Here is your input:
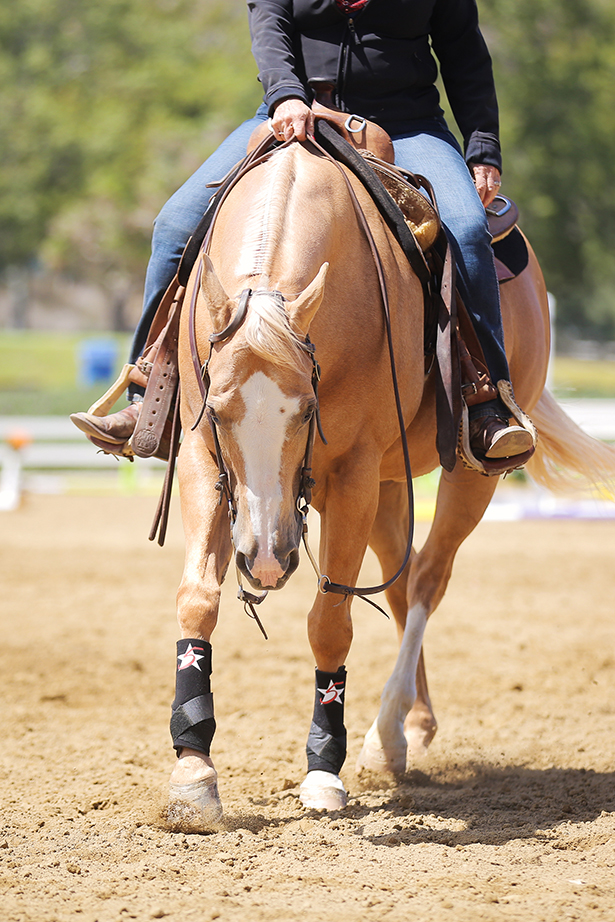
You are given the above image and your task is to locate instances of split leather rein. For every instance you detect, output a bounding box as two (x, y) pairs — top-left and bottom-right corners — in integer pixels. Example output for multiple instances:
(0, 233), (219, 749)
(187, 127), (416, 628)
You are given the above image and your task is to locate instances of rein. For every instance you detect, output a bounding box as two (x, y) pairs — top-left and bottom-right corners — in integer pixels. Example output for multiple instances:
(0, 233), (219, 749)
(188, 128), (416, 623)
(302, 132), (415, 613)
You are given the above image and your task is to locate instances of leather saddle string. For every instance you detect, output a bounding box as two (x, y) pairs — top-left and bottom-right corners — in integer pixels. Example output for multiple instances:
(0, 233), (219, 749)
(149, 378), (183, 547)
(305, 133), (416, 603)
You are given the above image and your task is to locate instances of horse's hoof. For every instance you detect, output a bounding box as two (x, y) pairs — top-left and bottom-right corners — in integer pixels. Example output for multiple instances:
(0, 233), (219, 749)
(167, 775), (223, 831)
(404, 717), (437, 759)
(356, 719), (407, 775)
(299, 771), (347, 811)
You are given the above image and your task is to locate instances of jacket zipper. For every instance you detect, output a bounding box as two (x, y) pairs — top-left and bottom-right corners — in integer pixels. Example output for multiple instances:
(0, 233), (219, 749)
(338, 17), (357, 109)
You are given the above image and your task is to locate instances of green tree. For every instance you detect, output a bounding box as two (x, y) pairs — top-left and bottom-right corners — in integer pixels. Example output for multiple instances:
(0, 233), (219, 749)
(0, 0), (261, 314)
(481, 0), (615, 337)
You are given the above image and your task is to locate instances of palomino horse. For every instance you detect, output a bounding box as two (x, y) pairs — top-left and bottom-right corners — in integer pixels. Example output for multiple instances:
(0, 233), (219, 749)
(168, 136), (614, 827)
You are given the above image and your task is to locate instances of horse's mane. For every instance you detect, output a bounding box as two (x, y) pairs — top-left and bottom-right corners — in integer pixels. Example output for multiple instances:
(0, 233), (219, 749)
(236, 146), (293, 283)
(234, 146), (308, 369)
(243, 292), (306, 370)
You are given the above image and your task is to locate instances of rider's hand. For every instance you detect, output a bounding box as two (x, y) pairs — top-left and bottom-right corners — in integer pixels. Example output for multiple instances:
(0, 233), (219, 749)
(271, 98), (314, 142)
(469, 162), (502, 208)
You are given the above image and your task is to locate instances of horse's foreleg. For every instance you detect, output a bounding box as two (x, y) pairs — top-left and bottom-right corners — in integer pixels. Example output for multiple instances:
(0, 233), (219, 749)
(300, 465), (380, 811)
(167, 433), (233, 829)
(358, 466), (499, 774)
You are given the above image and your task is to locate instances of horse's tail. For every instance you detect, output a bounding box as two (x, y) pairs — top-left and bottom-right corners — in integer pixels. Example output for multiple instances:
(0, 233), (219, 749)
(525, 388), (615, 498)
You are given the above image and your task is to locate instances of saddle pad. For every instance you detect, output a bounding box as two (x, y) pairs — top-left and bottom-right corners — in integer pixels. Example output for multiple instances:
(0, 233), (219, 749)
(492, 227), (529, 282)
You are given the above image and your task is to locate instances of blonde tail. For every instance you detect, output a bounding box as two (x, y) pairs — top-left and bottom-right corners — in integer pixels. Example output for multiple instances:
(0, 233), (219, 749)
(526, 389), (615, 498)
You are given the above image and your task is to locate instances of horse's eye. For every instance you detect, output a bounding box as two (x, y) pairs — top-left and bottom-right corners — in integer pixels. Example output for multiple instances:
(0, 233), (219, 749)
(207, 406), (220, 426)
(302, 407), (315, 425)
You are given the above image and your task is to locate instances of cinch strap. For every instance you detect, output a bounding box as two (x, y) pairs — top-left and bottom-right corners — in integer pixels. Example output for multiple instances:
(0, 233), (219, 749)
(171, 639), (216, 756)
(306, 666), (347, 774)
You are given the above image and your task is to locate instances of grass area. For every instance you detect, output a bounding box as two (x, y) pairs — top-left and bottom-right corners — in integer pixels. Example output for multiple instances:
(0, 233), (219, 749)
(550, 356), (615, 399)
(0, 330), (132, 415)
(0, 330), (613, 415)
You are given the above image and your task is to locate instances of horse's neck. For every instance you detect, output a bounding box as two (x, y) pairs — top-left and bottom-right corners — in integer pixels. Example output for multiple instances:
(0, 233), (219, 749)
(212, 145), (341, 296)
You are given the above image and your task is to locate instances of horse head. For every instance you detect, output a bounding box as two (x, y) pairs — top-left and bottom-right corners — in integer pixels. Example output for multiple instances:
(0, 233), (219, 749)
(199, 255), (328, 591)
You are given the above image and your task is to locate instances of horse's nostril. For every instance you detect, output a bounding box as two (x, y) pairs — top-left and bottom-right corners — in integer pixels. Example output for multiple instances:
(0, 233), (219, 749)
(235, 544), (301, 591)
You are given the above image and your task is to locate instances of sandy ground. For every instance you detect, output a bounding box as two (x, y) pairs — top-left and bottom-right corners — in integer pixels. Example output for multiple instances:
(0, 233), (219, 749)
(0, 492), (614, 922)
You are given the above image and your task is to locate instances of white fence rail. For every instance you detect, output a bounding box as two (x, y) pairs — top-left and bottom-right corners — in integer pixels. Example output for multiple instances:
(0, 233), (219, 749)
(0, 400), (613, 512)
(0, 415), (165, 510)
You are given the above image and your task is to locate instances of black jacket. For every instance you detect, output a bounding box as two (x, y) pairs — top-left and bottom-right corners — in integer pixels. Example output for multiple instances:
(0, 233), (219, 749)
(247, 0), (501, 170)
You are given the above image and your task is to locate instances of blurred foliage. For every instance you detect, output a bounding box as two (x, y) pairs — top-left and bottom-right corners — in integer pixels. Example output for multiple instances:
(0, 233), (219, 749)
(1, 0), (615, 339)
(1, 330), (612, 416)
(0, 0), (260, 287)
(481, 0), (615, 338)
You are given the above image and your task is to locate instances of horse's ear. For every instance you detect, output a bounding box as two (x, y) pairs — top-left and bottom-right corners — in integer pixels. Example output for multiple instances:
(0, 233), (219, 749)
(287, 263), (329, 336)
(201, 254), (234, 332)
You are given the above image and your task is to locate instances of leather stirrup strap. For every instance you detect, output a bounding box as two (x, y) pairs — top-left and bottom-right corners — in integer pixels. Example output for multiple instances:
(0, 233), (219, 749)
(149, 380), (182, 547)
(434, 234), (462, 473)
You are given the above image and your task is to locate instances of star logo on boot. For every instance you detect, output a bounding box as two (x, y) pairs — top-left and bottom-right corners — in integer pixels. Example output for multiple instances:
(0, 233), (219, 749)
(177, 643), (205, 671)
(318, 680), (344, 705)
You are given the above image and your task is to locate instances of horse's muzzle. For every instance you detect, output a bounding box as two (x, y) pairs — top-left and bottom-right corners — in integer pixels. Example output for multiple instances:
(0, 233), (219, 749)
(235, 547), (300, 591)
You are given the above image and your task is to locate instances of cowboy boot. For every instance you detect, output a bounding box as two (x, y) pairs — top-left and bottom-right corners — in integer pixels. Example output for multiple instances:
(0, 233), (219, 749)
(70, 401), (141, 447)
(469, 414), (534, 459)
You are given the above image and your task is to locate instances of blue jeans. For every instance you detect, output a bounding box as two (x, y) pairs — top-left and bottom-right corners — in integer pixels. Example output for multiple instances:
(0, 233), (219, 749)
(130, 105), (510, 399)
(392, 122), (509, 390)
(130, 103), (270, 365)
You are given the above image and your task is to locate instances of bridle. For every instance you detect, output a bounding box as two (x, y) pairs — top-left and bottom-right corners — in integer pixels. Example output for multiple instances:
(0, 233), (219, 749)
(189, 277), (326, 637)
(188, 128), (416, 632)
(193, 286), (325, 517)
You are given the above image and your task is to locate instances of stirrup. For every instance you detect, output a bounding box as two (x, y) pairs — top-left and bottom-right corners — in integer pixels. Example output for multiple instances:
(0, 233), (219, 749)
(458, 380), (537, 476)
(85, 363), (137, 417)
(73, 364), (139, 458)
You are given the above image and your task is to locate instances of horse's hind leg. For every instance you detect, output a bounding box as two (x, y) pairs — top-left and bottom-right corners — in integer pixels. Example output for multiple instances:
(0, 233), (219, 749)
(358, 466), (499, 774)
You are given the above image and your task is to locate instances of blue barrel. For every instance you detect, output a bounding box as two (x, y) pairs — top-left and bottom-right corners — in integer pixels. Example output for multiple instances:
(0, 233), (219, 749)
(78, 338), (118, 386)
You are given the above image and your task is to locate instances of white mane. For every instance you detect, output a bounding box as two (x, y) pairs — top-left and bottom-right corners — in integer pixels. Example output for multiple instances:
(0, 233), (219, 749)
(235, 146), (294, 283)
(243, 292), (305, 369)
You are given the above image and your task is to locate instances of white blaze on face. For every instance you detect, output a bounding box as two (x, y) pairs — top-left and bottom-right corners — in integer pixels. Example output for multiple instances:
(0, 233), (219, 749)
(234, 372), (300, 580)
